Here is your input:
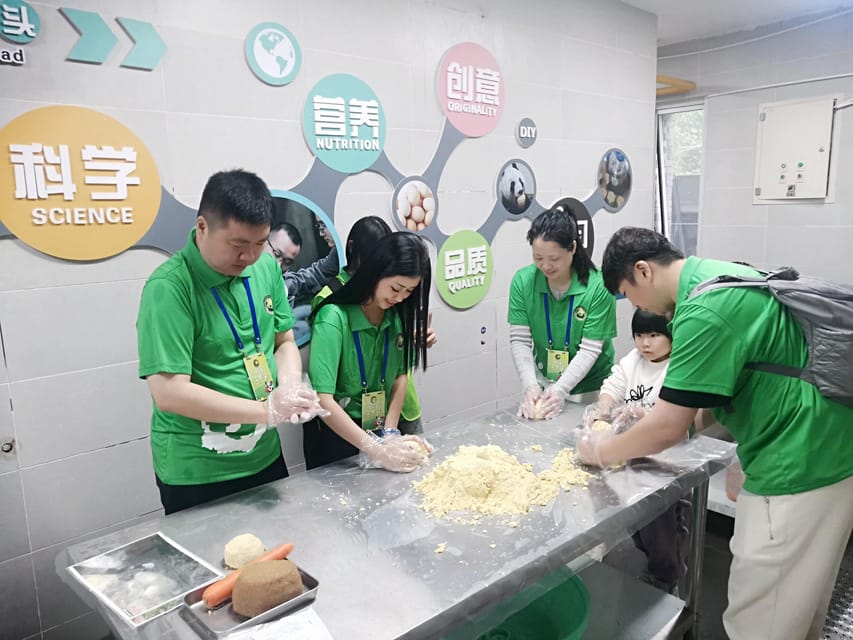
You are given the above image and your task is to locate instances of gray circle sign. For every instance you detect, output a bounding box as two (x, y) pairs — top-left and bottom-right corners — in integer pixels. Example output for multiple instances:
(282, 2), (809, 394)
(516, 118), (537, 148)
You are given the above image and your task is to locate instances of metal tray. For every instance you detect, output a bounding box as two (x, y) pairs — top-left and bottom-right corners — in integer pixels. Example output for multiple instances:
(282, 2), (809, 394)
(179, 566), (319, 638)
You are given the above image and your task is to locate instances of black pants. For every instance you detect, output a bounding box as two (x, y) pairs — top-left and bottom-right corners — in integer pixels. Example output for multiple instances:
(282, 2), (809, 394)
(155, 453), (288, 515)
(303, 417), (362, 470)
(632, 498), (691, 590)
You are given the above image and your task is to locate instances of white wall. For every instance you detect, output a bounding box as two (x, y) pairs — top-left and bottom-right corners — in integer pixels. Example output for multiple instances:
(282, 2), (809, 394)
(0, 1), (656, 638)
(657, 10), (853, 282)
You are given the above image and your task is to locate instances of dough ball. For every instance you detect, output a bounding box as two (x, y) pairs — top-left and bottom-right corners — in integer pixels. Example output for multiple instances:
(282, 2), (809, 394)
(591, 419), (612, 432)
(224, 533), (266, 570)
(405, 439), (431, 457)
(231, 560), (303, 618)
(533, 398), (545, 420)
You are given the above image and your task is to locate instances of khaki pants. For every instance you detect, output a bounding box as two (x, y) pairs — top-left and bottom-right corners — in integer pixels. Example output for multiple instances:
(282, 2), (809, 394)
(724, 474), (853, 640)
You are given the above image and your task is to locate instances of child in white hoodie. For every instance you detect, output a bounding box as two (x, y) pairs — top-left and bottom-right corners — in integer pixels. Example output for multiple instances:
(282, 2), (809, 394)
(597, 309), (688, 594)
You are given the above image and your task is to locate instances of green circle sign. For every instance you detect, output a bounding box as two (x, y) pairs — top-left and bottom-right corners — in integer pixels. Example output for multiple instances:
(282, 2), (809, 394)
(244, 22), (301, 86)
(436, 230), (493, 309)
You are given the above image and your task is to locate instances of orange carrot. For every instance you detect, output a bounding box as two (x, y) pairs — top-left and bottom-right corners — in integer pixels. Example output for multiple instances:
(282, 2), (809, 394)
(202, 542), (295, 609)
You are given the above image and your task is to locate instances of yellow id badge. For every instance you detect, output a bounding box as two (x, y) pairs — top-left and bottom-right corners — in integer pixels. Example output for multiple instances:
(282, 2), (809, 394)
(361, 391), (386, 430)
(546, 349), (570, 381)
(243, 352), (274, 400)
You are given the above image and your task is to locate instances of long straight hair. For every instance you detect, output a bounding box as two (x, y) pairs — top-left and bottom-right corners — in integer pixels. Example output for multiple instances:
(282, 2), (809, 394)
(312, 232), (431, 371)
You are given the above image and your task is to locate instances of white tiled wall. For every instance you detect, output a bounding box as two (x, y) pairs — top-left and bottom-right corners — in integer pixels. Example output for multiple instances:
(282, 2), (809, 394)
(657, 12), (853, 282)
(0, 0), (656, 637)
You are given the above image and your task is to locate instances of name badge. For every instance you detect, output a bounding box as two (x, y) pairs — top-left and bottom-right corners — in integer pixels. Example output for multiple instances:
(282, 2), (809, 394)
(361, 390), (386, 430)
(546, 349), (570, 381)
(243, 352), (274, 400)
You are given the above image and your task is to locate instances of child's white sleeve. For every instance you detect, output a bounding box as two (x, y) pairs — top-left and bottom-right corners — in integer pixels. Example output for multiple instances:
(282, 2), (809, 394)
(509, 324), (539, 389)
(599, 360), (627, 404)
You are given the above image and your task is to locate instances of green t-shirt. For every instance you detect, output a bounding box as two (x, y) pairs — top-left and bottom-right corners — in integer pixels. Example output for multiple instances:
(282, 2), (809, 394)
(137, 229), (295, 485)
(663, 257), (853, 495)
(507, 264), (616, 394)
(309, 303), (408, 423)
(312, 271), (423, 422)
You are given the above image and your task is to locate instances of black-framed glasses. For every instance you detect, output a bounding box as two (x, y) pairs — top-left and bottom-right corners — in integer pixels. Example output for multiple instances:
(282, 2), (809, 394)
(267, 239), (295, 268)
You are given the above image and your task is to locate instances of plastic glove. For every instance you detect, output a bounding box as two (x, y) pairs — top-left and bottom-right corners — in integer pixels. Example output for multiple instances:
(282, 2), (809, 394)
(582, 402), (613, 429)
(267, 374), (328, 425)
(725, 459), (745, 501)
(518, 385), (543, 419)
(611, 401), (650, 434)
(538, 385), (567, 420)
(575, 425), (619, 468)
(359, 432), (430, 473)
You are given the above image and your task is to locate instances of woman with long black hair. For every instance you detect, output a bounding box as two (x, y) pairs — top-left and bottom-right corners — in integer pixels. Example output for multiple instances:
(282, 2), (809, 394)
(305, 232), (432, 471)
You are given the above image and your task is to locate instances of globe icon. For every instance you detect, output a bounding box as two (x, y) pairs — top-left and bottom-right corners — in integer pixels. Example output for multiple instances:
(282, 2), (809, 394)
(252, 28), (295, 79)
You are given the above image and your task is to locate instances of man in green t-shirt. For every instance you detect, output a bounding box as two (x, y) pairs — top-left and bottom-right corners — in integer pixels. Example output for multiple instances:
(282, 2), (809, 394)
(137, 170), (323, 514)
(583, 226), (853, 640)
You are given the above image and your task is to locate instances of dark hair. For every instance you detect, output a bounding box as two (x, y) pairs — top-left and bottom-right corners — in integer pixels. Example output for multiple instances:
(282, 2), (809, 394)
(198, 170), (273, 228)
(527, 204), (597, 284)
(313, 232), (431, 371)
(271, 221), (302, 247)
(345, 216), (391, 274)
(601, 227), (684, 294)
(631, 309), (671, 340)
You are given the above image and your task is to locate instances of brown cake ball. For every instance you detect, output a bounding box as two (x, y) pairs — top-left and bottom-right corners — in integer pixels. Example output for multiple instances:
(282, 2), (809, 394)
(231, 560), (303, 617)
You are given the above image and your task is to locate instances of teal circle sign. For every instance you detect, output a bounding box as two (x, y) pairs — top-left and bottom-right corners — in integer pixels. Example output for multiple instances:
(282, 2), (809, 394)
(244, 22), (301, 86)
(0, 0), (40, 44)
(436, 230), (493, 309)
(302, 74), (386, 174)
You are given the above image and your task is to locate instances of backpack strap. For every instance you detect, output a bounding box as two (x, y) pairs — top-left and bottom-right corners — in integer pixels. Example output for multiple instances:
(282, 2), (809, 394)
(688, 267), (799, 300)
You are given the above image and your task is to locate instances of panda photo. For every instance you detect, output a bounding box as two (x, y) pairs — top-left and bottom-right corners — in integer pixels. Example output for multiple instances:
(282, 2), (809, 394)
(497, 160), (536, 214)
(597, 149), (632, 210)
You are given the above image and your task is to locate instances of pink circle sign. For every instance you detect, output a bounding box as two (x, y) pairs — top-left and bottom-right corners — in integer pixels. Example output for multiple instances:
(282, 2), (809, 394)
(437, 42), (504, 137)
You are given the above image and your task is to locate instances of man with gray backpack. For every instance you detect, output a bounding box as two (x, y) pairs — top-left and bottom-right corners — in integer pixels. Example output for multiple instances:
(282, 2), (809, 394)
(579, 226), (853, 640)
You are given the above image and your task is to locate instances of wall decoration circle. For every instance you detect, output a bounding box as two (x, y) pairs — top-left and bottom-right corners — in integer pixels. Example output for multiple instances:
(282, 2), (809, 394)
(245, 22), (301, 86)
(302, 74), (386, 174)
(437, 42), (504, 138)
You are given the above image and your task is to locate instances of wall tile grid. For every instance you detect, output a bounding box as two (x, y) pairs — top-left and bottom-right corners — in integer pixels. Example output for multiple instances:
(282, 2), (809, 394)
(0, 0), (656, 637)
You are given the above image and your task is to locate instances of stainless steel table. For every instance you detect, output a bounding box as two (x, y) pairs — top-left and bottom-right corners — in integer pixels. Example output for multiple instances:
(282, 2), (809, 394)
(57, 405), (735, 639)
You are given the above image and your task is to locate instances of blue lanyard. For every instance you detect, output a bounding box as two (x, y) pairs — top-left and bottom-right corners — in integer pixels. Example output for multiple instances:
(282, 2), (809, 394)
(353, 328), (390, 391)
(543, 292), (575, 350)
(211, 278), (262, 354)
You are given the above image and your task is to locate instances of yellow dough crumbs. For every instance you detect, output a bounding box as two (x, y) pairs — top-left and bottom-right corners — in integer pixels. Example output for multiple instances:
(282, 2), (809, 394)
(530, 445), (543, 452)
(435, 542), (447, 554)
(414, 445), (592, 522)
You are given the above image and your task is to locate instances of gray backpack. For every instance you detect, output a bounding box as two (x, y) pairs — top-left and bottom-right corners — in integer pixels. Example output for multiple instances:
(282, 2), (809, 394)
(689, 267), (853, 408)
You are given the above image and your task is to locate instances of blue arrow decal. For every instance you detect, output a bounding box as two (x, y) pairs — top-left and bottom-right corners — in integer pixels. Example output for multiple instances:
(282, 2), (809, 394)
(60, 8), (117, 64)
(116, 17), (166, 70)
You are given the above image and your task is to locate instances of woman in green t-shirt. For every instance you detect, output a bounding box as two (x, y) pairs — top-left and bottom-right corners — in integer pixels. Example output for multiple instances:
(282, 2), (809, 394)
(313, 216), (435, 434)
(508, 204), (617, 420)
(306, 232), (432, 471)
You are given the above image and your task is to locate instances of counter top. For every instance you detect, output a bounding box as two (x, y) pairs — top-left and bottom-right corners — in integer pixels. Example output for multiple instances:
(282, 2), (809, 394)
(58, 404), (734, 639)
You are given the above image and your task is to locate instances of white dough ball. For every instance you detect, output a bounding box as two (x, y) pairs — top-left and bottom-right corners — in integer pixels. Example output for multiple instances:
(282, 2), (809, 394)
(416, 222), (426, 231)
(406, 218), (418, 231)
(411, 206), (425, 223)
(224, 533), (266, 569)
(398, 199), (411, 218)
(424, 208), (435, 226)
(422, 197), (435, 212)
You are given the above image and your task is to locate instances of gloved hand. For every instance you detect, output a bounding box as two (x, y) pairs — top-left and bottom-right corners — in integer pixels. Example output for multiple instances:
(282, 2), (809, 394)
(575, 424), (618, 468)
(538, 384), (567, 420)
(582, 401), (613, 429)
(518, 385), (543, 419)
(611, 402), (649, 434)
(267, 374), (328, 425)
(360, 432), (429, 473)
